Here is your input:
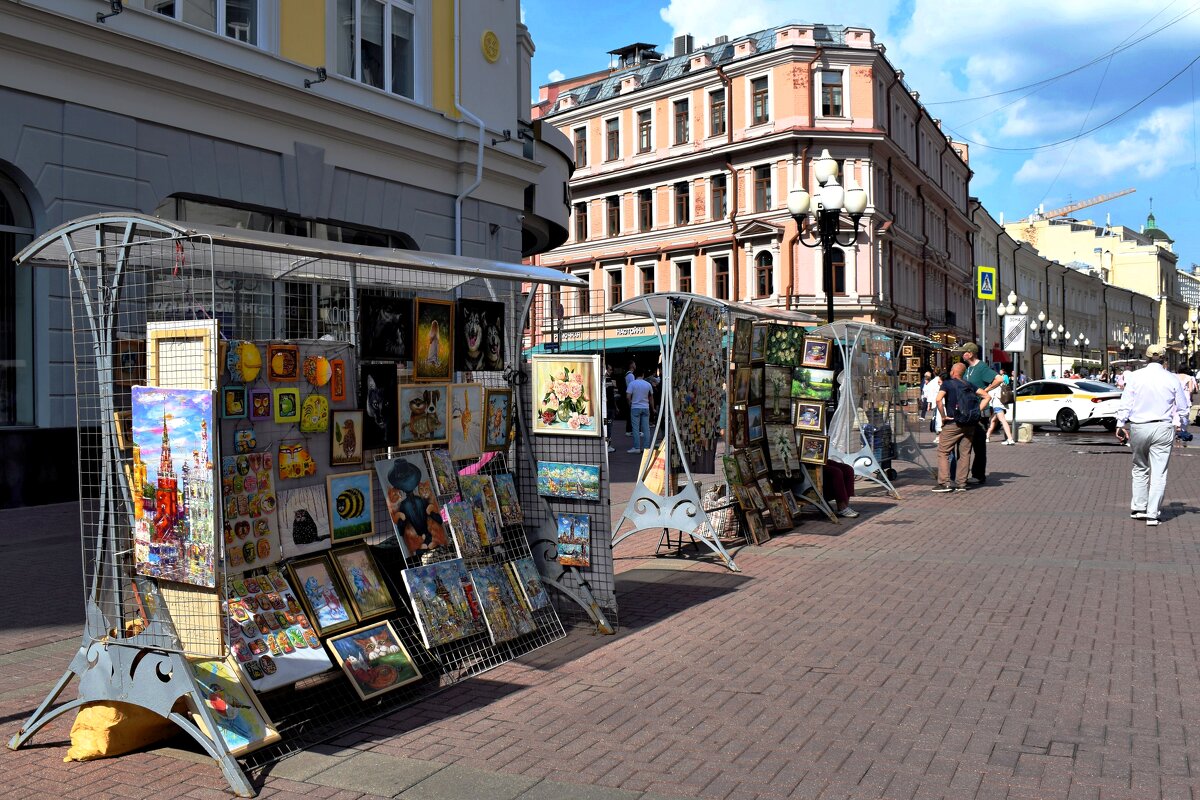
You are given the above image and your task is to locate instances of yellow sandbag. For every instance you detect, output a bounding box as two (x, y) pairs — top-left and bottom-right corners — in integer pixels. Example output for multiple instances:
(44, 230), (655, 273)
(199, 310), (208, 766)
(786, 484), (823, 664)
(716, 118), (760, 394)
(65, 701), (177, 762)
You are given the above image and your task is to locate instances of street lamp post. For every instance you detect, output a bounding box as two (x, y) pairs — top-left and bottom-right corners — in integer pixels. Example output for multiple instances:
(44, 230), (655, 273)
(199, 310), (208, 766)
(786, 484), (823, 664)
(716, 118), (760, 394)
(1029, 310), (1053, 379)
(1178, 318), (1198, 370)
(788, 149), (870, 324)
(996, 290), (1028, 427)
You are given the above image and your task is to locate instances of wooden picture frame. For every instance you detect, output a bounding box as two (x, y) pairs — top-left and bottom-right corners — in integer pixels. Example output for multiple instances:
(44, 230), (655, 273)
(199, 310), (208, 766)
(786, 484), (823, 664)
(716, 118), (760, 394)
(413, 298), (455, 382)
(189, 657), (281, 756)
(748, 447), (769, 476)
(329, 544), (397, 620)
(800, 336), (832, 369)
(732, 318), (753, 363)
(267, 344), (300, 381)
(114, 338), (146, 388)
(530, 354), (602, 437)
(730, 409), (748, 449)
(901, 344), (914, 357)
(330, 410), (364, 466)
(793, 401), (825, 432)
(483, 388), (514, 452)
(146, 319), (218, 390)
(398, 383), (449, 448)
(326, 470), (376, 544)
(799, 433), (830, 465)
(749, 324), (768, 362)
(733, 367), (751, 406)
(746, 405), (764, 442)
(326, 620), (423, 701)
(287, 553), (357, 636)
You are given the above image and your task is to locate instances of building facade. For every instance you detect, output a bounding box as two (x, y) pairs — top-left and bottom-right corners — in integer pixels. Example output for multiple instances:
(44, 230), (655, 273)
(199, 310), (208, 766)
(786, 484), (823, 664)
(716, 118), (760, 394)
(527, 24), (975, 354)
(0, 0), (572, 506)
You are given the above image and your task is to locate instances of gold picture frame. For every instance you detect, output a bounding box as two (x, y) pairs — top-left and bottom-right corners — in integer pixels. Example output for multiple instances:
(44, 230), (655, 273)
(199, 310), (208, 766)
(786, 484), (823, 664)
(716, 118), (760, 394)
(146, 319), (218, 390)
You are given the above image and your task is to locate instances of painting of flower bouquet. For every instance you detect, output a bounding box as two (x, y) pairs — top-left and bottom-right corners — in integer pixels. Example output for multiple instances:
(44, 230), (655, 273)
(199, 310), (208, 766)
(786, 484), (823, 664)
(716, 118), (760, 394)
(531, 354), (601, 437)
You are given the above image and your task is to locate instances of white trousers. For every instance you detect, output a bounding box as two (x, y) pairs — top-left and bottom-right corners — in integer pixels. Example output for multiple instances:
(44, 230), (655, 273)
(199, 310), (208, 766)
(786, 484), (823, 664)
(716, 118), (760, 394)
(1129, 421), (1175, 518)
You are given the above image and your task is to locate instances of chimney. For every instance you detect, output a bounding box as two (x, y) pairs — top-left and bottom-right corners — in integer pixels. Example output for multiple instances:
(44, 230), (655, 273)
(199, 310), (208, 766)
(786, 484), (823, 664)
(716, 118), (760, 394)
(715, 35), (728, 45)
(673, 34), (694, 57)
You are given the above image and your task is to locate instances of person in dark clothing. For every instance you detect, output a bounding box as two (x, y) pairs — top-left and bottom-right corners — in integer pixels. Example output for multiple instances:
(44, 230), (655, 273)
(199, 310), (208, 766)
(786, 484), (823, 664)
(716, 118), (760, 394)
(960, 342), (1002, 485)
(933, 362), (988, 492)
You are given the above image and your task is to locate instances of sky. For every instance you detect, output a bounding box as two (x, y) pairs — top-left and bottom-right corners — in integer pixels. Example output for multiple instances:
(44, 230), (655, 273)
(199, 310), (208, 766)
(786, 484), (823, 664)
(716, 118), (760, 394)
(523, 0), (1200, 275)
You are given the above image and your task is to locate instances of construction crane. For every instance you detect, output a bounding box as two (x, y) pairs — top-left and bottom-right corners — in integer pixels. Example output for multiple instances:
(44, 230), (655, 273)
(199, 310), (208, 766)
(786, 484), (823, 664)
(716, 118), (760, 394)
(1028, 188), (1136, 222)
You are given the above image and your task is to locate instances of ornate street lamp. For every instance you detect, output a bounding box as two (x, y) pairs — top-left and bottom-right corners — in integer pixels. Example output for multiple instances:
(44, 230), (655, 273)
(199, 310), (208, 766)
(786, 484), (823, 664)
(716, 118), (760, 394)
(788, 149), (870, 324)
(1029, 310), (1053, 379)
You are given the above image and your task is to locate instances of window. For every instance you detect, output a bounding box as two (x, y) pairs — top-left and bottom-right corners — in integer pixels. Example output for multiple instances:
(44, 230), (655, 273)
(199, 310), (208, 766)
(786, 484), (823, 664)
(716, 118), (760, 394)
(573, 202), (587, 241)
(606, 196), (620, 237)
(673, 99), (689, 145)
(713, 256), (730, 300)
(820, 70), (844, 116)
(674, 182), (690, 225)
(641, 267), (655, 295)
(609, 270), (623, 305)
(336, 0), (417, 98)
(573, 126), (587, 168)
(751, 76), (769, 125)
(677, 260), (692, 293)
(753, 166), (771, 212)
(637, 109), (652, 153)
(605, 118), (620, 161)
(0, 172), (33, 426)
(830, 248), (846, 294)
(152, 0), (261, 45)
(710, 174), (727, 220)
(638, 189), (653, 232)
(709, 88), (726, 136)
(577, 284), (591, 314)
(755, 251), (773, 298)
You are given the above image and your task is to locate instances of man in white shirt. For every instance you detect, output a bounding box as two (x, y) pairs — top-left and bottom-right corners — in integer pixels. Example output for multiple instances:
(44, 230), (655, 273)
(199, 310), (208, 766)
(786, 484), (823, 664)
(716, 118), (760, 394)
(1114, 344), (1192, 526)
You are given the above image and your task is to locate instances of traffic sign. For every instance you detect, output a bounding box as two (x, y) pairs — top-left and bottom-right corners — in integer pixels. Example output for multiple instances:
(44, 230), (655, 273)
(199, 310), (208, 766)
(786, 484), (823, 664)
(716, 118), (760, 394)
(1002, 314), (1028, 352)
(976, 266), (997, 301)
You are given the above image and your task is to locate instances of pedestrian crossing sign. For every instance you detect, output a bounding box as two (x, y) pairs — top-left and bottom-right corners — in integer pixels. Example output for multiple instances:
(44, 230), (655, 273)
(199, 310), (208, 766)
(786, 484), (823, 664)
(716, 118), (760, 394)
(976, 266), (997, 301)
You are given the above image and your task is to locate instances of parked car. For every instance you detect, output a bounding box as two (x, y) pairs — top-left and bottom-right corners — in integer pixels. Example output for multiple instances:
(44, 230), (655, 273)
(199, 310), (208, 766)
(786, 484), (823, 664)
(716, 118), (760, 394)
(1012, 379), (1123, 432)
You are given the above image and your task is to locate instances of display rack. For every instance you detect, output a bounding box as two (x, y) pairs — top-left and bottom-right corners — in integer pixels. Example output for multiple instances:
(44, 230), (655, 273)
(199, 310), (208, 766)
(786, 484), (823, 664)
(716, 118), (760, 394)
(8, 214), (590, 796)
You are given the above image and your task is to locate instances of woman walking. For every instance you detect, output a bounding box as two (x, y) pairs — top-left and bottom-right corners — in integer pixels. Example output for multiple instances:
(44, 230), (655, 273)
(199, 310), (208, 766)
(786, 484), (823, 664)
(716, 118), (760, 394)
(987, 370), (1015, 445)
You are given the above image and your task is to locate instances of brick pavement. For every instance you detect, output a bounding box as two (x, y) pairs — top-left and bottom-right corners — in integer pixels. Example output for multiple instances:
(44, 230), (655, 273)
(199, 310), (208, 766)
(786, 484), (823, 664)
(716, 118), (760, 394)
(3, 439), (1200, 799)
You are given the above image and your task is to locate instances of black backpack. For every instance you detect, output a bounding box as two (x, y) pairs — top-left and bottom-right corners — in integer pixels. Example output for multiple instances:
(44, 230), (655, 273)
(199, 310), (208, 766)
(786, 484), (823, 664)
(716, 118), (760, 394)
(951, 381), (981, 426)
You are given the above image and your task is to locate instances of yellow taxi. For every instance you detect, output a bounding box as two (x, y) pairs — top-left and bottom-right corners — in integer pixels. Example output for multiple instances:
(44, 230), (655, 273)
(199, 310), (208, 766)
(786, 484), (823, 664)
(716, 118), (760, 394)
(1012, 379), (1122, 432)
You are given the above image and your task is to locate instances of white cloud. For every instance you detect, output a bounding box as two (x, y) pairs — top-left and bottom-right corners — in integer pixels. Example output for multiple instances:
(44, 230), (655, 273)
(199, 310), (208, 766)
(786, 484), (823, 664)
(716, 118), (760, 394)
(548, 69), (565, 82)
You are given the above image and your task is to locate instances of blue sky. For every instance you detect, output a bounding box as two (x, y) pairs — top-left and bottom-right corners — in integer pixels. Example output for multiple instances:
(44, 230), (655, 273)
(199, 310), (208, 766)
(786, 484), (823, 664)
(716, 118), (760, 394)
(523, 0), (1200, 274)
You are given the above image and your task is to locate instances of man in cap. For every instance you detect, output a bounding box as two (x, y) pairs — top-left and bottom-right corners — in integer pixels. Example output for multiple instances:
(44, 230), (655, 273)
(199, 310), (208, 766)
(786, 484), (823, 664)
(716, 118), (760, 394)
(960, 343), (1002, 485)
(1114, 343), (1192, 526)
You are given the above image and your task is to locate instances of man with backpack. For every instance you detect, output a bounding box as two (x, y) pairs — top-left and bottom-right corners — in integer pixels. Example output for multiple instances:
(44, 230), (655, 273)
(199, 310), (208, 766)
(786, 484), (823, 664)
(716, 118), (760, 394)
(933, 362), (989, 493)
(961, 342), (1003, 485)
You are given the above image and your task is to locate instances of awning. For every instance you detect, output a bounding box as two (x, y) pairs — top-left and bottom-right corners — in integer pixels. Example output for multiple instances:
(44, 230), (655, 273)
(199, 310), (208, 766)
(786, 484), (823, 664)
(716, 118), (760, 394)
(525, 335), (661, 354)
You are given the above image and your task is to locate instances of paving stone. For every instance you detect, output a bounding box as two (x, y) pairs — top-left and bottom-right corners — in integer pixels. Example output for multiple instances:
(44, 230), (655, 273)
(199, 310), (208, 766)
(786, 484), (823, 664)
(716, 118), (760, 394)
(307, 751), (443, 796)
(398, 764), (538, 800)
(517, 779), (646, 800)
(268, 749), (354, 782)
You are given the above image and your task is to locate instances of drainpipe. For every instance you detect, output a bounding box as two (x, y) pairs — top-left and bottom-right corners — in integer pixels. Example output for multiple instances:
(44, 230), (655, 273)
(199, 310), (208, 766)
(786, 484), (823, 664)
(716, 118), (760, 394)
(887, 157), (897, 326)
(885, 70), (903, 139)
(806, 46), (825, 129)
(1102, 284), (1110, 374)
(784, 141), (808, 309)
(716, 64), (739, 300)
(967, 229), (976, 341)
(453, 0), (485, 256)
(917, 185), (928, 332)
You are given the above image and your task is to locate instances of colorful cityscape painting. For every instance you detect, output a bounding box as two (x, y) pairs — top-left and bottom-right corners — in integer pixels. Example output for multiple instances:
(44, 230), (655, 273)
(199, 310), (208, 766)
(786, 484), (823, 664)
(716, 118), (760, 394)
(510, 557), (550, 611)
(131, 387), (216, 587)
(401, 559), (486, 648)
(536, 461), (600, 501)
(555, 512), (591, 567)
(470, 565), (536, 643)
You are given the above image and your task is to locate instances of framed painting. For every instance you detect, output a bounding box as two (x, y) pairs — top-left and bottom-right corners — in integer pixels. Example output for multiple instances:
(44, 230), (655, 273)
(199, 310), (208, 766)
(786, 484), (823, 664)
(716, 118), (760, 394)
(114, 338), (146, 388)
(794, 401), (825, 432)
(766, 494), (793, 532)
(765, 324), (805, 367)
(287, 554), (357, 636)
(490, 473), (523, 526)
(483, 388), (513, 452)
(763, 365), (793, 424)
(734, 449), (756, 484)
(458, 474), (503, 544)
(249, 389), (272, 421)
(732, 318), (752, 363)
(327, 620), (422, 701)
(721, 454), (744, 486)
(359, 292), (413, 361)
(277, 483), (331, 559)
(471, 564), (536, 644)
(749, 324), (768, 362)
(267, 344), (300, 382)
(554, 512), (591, 567)
(113, 410), (131, 453)
(729, 409), (748, 449)
(397, 383), (448, 447)
(455, 298), (507, 372)
(401, 559), (487, 648)
(426, 448), (458, 496)
(531, 354), (601, 437)
(273, 388), (300, 424)
(536, 461), (601, 501)
(782, 489), (801, 518)
(765, 424), (799, 475)
(330, 410), (364, 466)
(510, 557), (550, 611)
(732, 367), (751, 406)
(374, 454), (450, 558)
(746, 405), (764, 442)
(189, 657), (281, 756)
(146, 320), (218, 390)
(360, 363), (399, 450)
(448, 383), (484, 461)
(801, 336), (832, 369)
(745, 510), (771, 545)
(330, 358), (347, 402)
(799, 433), (830, 465)
(748, 447), (769, 477)
(793, 367), (835, 401)
(748, 367), (764, 405)
(413, 298), (454, 381)
(442, 499), (484, 558)
(326, 470), (375, 543)
(745, 483), (767, 512)
(330, 544), (396, 620)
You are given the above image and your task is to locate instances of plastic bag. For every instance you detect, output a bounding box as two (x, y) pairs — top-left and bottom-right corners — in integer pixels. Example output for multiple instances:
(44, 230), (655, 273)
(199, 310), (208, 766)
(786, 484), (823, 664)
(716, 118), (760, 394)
(65, 702), (177, 762)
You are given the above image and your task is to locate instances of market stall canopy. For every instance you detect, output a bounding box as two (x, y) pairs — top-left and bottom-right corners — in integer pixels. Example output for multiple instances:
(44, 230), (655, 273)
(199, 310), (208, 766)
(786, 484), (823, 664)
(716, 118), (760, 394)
(612, 292), (821, 323)
(807, 320), (943, 348)
(14, 213), (586, 292)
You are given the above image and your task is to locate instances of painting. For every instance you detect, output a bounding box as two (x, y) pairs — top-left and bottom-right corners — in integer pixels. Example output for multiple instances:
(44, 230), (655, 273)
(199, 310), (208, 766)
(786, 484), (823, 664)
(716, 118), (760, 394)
(536, 461), (601, 501)
(414, 298), (454, 381)
(799, 433), (830, 465)
(327, 621), (422, 701)
(732, 367), (751, 405)
(220, 452), (282, 571)
(189, 658), (280, 756)
(458, 474), (503, 544)
(491, 473), (523, 526)
(765, 324), (806, 367)
(734, 450), (755, 485)
(114, 338), (146, 388)
(749, 324), (768, 361)
(765, 424), (799, 476)
(729, 409), (748, 449)
(745, 511), (770, 545)
(745, 483), (767, 512)
(766, 494), (794, 531)
(455, 298), (506, 372)
(359, 292), (413, 361)
(756, 477), (775, 500)
(131, 387), (216, 587)
(426, 448), (458, 496)
(531, 354), (601, 437)
(326, 470), (375, 543)
(763, 365), (794, 424)
(360, 363), (398, 450)
(330, 544), (396, 619)
(794, 401), (825, 432)
(746, 405), (764, 442)
(782, 489), (801, 519)
(748, 366), (764, 405)
(222, 386), (247, 419)
(277, 484), (331, 559)
(748, 447), (769, 476)
(299, 393), (329, 433)
(249, 389), (272, 421)
(303, 355), (332, 388)
(793, 367), (835, 401)
(375, 455), (450, 558)
(555, 512), (591, 567)
(225, 340), (261, 384)
(471, 565), (536, 644)
(671, 304), (724, 460)
(330, 358), (347, 402)
(639, 443), (668, 496)
(448, 383), (484, 461)
(330, 410), (364, 466)
(273, 388), (300, 424)
(277, 440), (316, 481)
(801, 336), (832, 369)
(732, 318), (752, 363)
(510, 557), (550, 611)
(442, 499), (484, 558)
(267, 344), (300, 382)
(398, 383), (448, 448)
(483, 388), (513, 452)
(287, 554), (356, 636)
(722, 454), (744, 486)
(401, 559), (487, 648)
(901, 344), (914, 357)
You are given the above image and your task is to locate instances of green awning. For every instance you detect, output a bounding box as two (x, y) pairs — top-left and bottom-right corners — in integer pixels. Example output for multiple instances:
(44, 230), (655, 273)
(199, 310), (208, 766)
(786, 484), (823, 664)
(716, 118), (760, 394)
(525, 335), (662, 354)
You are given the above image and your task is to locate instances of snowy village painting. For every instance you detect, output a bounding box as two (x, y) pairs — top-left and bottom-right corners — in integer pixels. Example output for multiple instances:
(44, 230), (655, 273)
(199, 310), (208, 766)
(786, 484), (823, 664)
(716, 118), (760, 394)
(131, 387), (216, 587)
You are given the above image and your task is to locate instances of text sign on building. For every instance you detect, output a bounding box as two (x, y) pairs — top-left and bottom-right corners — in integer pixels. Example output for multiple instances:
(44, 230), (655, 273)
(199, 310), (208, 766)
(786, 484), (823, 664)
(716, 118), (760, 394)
(1002, 314), (1028, 353)
(976, 265), (997, 301)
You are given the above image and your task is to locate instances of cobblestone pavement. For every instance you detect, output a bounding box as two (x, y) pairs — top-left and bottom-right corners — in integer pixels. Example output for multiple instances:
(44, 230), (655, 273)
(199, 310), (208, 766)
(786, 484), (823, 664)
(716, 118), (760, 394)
(4, 438), (1200, 799)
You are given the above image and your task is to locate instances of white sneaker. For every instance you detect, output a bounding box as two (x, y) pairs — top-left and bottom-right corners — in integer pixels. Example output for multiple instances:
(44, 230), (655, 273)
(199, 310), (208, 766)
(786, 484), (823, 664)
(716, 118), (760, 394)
(607, 446), (615, 453)
(1003, 440), (1015, 445)
(626, 448), (639, 453)
(839, 507), (860, 518)
(1146, 518), (1161, 527)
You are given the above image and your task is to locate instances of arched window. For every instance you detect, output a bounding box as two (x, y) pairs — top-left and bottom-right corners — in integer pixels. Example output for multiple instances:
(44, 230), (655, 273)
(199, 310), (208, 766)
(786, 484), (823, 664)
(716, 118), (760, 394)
(830, 247), (846, 295)
(754, 251), (773, 298)
(0, 171), (34, 426)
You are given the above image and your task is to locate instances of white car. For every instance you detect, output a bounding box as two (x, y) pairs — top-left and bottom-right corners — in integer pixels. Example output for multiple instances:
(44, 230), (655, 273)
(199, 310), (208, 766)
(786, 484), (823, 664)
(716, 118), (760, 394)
(1012, 379), (1123, 432)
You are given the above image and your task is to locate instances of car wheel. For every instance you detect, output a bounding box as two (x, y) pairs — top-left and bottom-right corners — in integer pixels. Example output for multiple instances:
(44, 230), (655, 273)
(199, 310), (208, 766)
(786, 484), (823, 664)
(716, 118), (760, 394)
(1057, 408), (1080, 433)
(1103, 419), (1117, 432)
